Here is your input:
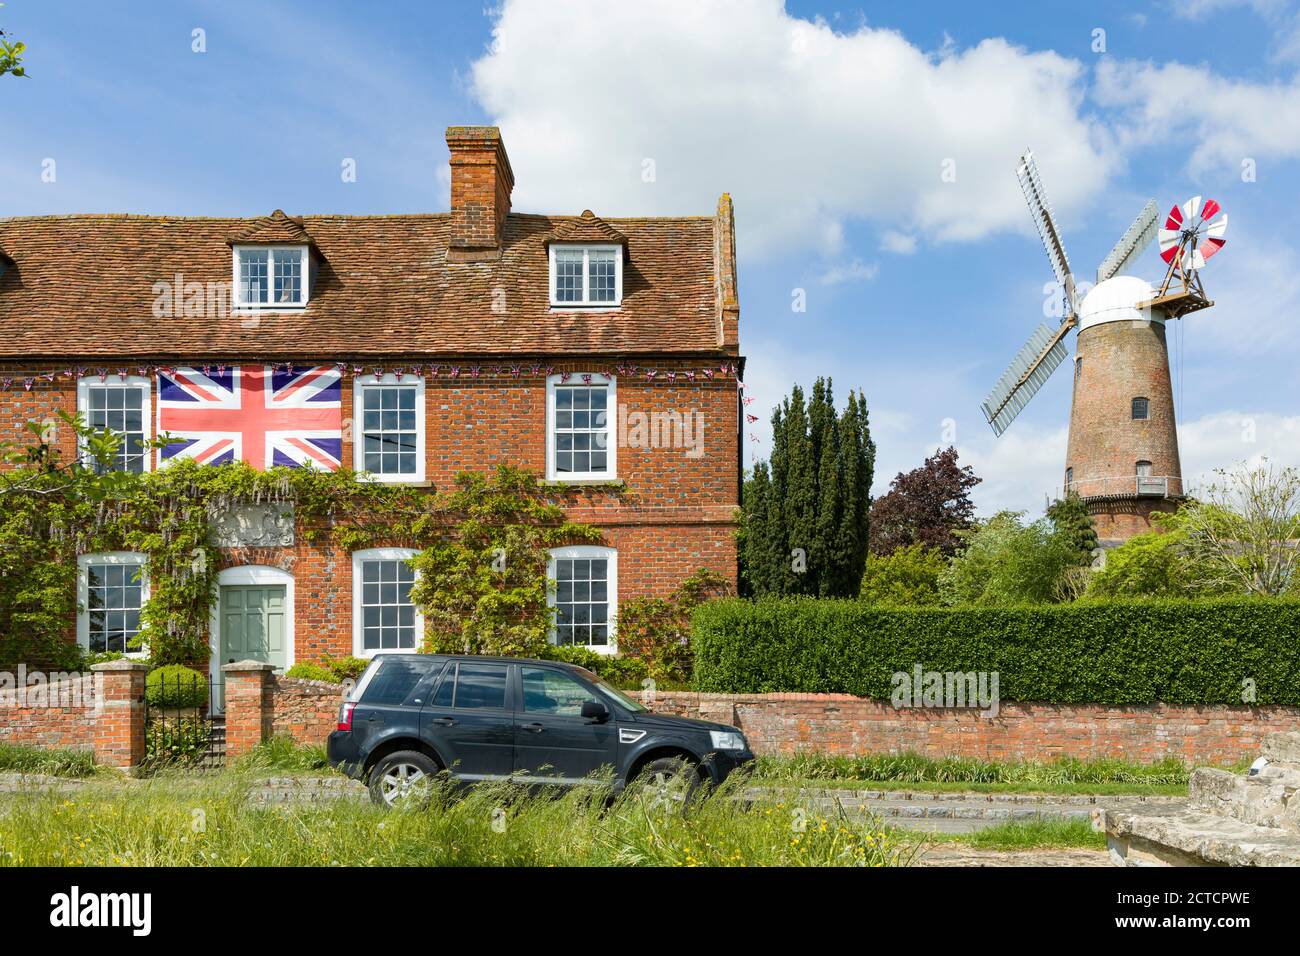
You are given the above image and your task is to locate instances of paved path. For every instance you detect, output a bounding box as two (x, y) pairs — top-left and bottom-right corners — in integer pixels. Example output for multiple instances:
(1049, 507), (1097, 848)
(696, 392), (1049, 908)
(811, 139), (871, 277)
(910, 845), (1111, 867)
(747, 786), (1182, 834)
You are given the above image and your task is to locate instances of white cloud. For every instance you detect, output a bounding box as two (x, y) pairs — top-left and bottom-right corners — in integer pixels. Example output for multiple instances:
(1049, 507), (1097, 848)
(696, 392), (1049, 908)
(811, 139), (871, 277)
(1178, 411), (1300, 495)
(471, 0), (1116, 257)
(880, 230), (919, 254)
(1094, 59), (1300, 176)
(816, 258), (879, 285)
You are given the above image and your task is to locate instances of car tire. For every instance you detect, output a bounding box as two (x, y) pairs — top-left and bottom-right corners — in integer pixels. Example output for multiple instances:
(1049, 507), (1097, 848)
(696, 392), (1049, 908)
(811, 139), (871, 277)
(634, 756), (703, 809)
(369, 750), (439, 809)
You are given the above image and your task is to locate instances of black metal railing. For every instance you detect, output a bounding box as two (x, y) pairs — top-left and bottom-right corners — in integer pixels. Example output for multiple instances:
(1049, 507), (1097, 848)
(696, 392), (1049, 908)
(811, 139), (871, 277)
(143, 671), (225, 770)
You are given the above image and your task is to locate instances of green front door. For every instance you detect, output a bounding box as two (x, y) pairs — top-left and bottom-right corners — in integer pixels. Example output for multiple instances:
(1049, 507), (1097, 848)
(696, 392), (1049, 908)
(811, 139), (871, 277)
(218, 585), (288, 709)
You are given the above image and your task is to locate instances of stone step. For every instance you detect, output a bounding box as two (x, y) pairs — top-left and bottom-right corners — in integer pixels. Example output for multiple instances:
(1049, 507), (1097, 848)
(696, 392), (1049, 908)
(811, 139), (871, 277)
(1101, 803), (1300, 867)
(1189, 766), (1300, 832)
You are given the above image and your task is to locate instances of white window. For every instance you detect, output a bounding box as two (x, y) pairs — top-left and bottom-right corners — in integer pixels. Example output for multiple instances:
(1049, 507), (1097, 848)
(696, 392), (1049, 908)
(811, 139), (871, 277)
(232, 245), (309, 308)
(352, 548), (422, 656)
(545, 373), (616, 481)
(548, 546), (617, 654)
(548, 244), (622, 307)
(77, 552), (148, 656)
(1136, 460), (1153, 477)
(352, 374), (425, 482)
(77, 375), (152, 473)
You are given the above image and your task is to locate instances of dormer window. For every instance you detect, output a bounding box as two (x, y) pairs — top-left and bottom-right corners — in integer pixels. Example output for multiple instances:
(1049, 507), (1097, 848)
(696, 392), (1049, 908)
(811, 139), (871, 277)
(549, 245), (622, 307)
(233, 245), (309, 308)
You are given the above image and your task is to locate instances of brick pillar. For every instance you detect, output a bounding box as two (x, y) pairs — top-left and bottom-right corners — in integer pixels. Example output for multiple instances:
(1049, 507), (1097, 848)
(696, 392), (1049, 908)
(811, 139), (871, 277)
(223, 661), (275, 757)
(90, 659), (150, 769)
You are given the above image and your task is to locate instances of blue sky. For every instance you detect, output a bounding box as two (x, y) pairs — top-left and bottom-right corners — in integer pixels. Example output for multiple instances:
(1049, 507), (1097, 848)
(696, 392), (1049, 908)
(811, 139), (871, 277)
(3, 0), (1297, 514)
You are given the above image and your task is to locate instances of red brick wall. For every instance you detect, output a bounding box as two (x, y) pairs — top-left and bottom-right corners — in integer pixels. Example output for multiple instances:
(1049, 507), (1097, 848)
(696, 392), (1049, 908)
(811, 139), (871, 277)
(271, 675), (345, 745)
(637, 691), (1299, 766)
(0, 677), (96, 750)
(1067, 320), (1183, 544)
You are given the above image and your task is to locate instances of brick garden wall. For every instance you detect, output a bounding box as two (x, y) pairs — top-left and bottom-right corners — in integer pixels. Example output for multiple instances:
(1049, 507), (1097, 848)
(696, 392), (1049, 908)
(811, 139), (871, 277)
(0, 676), (96, 751)
(271, 675), (345, 746)
(634, 692), (1300, 766)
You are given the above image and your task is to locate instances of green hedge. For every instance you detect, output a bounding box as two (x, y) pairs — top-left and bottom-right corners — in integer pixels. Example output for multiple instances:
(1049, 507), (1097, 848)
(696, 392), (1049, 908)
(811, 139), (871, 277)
(691, 597), (1300, 705)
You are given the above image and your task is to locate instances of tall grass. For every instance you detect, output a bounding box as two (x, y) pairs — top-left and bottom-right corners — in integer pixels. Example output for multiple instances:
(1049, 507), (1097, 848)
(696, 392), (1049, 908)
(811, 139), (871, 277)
(0, 774), (913, 867)
(231, 736), (331, 774)
(0, 744), (99, 778)
(755, 752), (1191, 787)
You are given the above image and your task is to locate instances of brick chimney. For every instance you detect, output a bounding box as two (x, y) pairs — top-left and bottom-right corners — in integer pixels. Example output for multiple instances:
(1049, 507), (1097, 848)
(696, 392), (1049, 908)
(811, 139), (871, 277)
(446, 126), (514, 260)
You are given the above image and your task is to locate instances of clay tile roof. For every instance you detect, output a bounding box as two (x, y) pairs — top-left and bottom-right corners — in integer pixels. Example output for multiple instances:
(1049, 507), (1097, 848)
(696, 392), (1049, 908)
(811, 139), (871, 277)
(0, 212), (732, 358)
(543, 210), (627, 248)
(228, 209), (315, 247)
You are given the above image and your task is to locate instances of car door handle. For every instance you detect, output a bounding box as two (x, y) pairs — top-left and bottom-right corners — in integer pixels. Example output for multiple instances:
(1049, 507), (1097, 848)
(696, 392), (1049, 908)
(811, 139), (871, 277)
(520, 722), (544, 733)
(429, 717), (457, 727)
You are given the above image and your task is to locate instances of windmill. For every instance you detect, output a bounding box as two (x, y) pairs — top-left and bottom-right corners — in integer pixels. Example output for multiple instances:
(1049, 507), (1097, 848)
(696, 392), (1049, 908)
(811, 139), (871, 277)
(980, 150), (1227, 544)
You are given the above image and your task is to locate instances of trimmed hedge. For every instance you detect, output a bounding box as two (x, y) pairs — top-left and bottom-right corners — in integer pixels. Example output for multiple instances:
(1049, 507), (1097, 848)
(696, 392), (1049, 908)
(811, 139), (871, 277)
(691, 597), (1300, 705)
(145, 665), (208, 709)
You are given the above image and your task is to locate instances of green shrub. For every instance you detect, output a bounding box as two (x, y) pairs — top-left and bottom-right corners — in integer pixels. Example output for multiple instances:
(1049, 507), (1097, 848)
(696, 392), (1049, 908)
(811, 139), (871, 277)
(143, 716), (210, 768)
(542, 645), (651, 688)
(860, 544), (945, 606)
(285, 662), (338, 683)
(285, 654), (369, 684)
(145, 664), (208, 709)
(691, 596), (1300, 704)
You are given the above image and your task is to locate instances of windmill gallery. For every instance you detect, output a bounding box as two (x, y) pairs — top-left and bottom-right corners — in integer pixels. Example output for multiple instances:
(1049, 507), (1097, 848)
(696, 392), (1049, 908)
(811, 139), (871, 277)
(981, 150), (1227, 545)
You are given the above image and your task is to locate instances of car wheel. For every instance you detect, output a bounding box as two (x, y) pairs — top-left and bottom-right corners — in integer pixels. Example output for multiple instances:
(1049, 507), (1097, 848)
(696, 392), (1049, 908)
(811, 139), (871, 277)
(369, 750), (438, 808)
(636, 757), (702, 810)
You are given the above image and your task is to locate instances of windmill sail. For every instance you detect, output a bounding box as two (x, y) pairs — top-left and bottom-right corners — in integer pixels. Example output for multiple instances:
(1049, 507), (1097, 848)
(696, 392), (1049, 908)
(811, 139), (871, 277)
(1097, 199), (1158, 283)
(1016, 150), (1078, 315)
(981, 321), (1071, 436)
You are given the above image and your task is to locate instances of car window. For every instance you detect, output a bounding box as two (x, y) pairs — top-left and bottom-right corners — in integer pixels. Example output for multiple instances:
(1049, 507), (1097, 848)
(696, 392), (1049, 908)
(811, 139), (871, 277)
(431, 663), (456, 707)
(360, 657), (434, 706)
(452, 662), (509, 710)
(521, 667), (594, 717)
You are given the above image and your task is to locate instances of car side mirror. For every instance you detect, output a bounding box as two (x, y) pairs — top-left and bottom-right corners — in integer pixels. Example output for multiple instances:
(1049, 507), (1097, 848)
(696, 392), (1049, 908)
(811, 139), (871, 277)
(581, 700), (609, 723)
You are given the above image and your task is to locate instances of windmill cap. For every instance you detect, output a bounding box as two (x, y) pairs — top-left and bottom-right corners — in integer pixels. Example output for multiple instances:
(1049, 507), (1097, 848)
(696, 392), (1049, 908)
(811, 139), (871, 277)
(1078, 275), (1160, 332)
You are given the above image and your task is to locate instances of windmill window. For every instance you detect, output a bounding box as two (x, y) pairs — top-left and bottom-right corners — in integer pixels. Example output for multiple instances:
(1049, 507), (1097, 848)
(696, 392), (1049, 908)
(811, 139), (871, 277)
(1136, 461), (1153, 477)
(1131, 397), (1149, 420)
(1065, 467), (1073, 489)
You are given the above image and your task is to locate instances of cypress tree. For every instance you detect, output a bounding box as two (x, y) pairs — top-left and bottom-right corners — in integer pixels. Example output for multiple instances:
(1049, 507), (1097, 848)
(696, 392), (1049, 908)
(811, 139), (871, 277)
(741, 379), (874, 597)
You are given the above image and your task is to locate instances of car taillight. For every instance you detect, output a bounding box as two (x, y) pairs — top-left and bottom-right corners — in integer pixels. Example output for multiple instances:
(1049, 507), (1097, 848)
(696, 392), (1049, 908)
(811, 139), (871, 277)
(337, 702), (356, 732)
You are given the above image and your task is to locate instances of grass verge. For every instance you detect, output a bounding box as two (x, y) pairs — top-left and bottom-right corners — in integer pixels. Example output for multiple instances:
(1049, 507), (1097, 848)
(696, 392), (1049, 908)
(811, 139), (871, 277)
(754, 752), (1193, 793)
(0, 773), (915, 867)
(918, 817), (1107, 851)
(0, 744), (100, 779)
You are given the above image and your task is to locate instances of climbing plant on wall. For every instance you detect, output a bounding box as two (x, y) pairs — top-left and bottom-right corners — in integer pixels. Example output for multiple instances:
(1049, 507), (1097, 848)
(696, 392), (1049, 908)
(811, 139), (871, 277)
(0, 413), (608, 668)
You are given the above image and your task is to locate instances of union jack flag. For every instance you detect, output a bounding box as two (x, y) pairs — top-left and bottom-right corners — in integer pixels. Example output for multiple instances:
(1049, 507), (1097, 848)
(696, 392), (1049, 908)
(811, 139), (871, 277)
(158, 365), (342, 470)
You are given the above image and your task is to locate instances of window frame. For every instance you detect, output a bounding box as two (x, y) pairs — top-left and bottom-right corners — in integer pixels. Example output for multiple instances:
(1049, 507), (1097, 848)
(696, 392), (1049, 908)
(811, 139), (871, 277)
(1135, 460), (1154, 477)
(76, 374), (153, 474)
(547, 544), (617, 656)
(545, 373), (617, 482)
(1131, 396), (1150, 421)
(77, 551), (149, 657)
(351, 547), (423, 658)
(231, 244), (310, 310)
(548, 244), (623, 308)
(351, 373), (426, 483)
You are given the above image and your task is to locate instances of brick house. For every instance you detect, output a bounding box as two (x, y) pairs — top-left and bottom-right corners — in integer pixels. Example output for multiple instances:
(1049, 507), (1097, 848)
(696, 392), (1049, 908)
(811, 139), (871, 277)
(0, 126), (744, 691)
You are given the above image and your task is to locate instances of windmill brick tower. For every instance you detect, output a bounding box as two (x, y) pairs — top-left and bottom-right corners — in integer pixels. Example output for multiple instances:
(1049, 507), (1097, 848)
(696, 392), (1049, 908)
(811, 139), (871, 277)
(981, 152), (1225, 546)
